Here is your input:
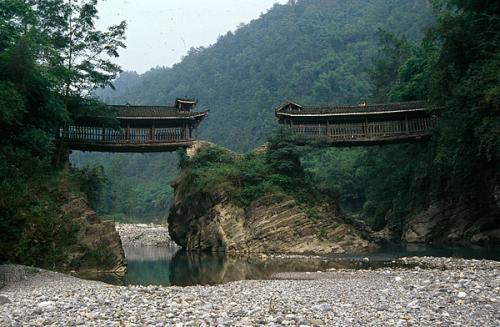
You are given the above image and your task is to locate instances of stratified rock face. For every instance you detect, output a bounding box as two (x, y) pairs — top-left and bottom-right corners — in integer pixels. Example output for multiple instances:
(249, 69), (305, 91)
(403, 202), (500, 245)
(62, 197), (126, 273)
(169, 192), (374, 254)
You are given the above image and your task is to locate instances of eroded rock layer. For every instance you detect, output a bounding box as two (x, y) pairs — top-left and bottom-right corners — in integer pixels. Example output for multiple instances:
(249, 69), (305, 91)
(169, 192), (374, 254)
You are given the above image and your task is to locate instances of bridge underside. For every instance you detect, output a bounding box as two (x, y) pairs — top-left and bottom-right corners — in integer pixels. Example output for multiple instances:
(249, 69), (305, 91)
(64, 140), (194, 153)
(291, 132), (432, 147)
(276, 100), (440, 147)
(57, 124), (198, 153)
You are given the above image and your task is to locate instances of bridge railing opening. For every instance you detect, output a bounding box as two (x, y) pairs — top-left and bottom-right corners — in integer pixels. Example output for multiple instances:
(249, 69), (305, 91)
(288, 116), (435, 140)
(58, 126), (190, 144)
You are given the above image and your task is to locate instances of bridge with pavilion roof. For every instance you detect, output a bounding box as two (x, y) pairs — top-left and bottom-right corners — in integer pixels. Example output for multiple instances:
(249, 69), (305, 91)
(56, 98), (440, 159)
(275, 101), (441, 146)
(56, 98), (208, 153)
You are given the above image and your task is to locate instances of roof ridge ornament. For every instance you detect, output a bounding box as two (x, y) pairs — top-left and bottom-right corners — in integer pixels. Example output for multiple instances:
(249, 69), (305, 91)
(175, 98), (197, 111)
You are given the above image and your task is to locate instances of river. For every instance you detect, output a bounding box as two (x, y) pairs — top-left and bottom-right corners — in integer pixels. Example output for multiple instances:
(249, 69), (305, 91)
(80, 244), (500, 287)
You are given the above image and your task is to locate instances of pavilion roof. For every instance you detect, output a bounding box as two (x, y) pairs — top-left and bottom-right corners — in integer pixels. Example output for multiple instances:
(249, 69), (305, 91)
(276, 101), (436, 116)
(112, 105), (207, 120)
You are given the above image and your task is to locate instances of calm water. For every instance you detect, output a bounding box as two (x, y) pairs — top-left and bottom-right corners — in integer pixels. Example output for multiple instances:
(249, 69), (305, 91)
(80, 244), (500, 287)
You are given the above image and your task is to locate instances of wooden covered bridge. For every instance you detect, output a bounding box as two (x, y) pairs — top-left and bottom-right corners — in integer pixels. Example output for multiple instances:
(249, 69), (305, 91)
(275, 101), (440, 146)
(57, 99), (208, 152)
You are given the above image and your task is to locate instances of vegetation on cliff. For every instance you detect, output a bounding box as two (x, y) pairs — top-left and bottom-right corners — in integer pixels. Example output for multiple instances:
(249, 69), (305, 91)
(176, 132), (333, 209)
(0, 0), (126, 267)
(169, 138), (373, 253)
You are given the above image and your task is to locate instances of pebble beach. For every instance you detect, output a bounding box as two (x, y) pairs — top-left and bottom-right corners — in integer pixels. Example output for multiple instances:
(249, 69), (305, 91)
(115, 223), (177, 248)
(0, 257), (498, 326)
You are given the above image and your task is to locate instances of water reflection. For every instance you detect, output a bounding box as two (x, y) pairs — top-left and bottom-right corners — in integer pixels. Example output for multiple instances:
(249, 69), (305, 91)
(122, 247), (362, 287)
(80, 244), (500, 287)
(169, 252), (284, 286)
(123, 246), (178, 287)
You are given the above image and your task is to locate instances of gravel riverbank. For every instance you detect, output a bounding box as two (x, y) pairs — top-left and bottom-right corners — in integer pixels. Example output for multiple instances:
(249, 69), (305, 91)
(116, 223), (178, 248)
(0, 257), (498, 326)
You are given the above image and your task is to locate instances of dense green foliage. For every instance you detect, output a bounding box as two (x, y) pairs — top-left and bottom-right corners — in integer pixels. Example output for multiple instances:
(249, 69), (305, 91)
(71, 152), (178, 221)
(367, 0), (500, 228)
(0, 0), (125, 266)
(3, 0), (496, 251)
(306, 0), (500, 231)
(177, 131), (332, 209)
(81, 0), (434, 221)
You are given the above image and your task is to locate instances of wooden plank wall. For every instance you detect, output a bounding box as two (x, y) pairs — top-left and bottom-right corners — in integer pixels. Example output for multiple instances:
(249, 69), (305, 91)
(58, 126), (190, 144)
(288, 116), (435, 140)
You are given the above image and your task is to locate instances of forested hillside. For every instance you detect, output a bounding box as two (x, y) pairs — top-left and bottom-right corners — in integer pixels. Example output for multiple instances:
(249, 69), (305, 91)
(83, 0), (434, 219)
(97, 0), (433, 151)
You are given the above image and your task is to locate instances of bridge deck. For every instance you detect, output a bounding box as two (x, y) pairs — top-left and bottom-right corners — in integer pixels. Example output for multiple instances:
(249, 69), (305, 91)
(58, 126), (196, 152)
(56, 99), (208, 153)
(292, 132), (432, 147)
(62, 140), (194, 153)
(276, 101), (440, 146)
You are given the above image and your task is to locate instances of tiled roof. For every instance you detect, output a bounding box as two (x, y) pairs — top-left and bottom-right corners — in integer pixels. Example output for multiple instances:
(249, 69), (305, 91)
(276, 101), (434, 116)
(111, 105), (207, 119)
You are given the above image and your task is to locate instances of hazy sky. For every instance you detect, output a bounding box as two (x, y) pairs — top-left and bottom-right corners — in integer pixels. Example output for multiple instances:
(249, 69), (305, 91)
(96, 0), (289, 73)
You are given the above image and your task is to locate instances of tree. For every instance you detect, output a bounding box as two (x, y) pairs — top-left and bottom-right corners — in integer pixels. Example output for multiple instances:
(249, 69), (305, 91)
(32, 0), (126, 109)
(368, 29), (413, 102)
(0, 0), (127, 266)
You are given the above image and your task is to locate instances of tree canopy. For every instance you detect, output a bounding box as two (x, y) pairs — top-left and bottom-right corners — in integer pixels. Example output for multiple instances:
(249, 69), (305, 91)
(0, 0), (126, 266)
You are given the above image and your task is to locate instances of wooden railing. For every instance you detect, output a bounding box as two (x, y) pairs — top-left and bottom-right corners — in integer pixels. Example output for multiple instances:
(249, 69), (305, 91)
(57, 126), (190, 144)
(287, 116), (435, 141)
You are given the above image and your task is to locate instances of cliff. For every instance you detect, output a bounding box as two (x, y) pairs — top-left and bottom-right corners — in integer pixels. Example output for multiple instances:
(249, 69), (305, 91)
(168, 141), (374, 254)
(402, 201), (500, 246)
(169, 193), (373, 254)
(61, 196), (126, 273)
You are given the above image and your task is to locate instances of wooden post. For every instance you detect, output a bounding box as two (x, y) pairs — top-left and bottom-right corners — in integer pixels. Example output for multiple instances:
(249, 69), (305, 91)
(151, 123), (155, 142)
(404, 115), (409, 133)
(126, 123), (130, 142)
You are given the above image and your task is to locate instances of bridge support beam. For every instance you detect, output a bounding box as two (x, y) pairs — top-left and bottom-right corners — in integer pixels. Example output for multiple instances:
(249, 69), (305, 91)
(53, 140), (70, 169)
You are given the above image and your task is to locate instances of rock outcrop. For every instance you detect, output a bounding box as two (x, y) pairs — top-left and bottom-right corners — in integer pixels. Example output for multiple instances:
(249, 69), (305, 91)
(402, 202), (500, 245)
(169, 141), (375, 254)
(62, 197), (126, 273)
(169, 192), (374, 254)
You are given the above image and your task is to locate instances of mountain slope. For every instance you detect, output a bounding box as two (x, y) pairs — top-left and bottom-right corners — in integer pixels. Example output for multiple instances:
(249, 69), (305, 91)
(98, 0), (433, 151)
